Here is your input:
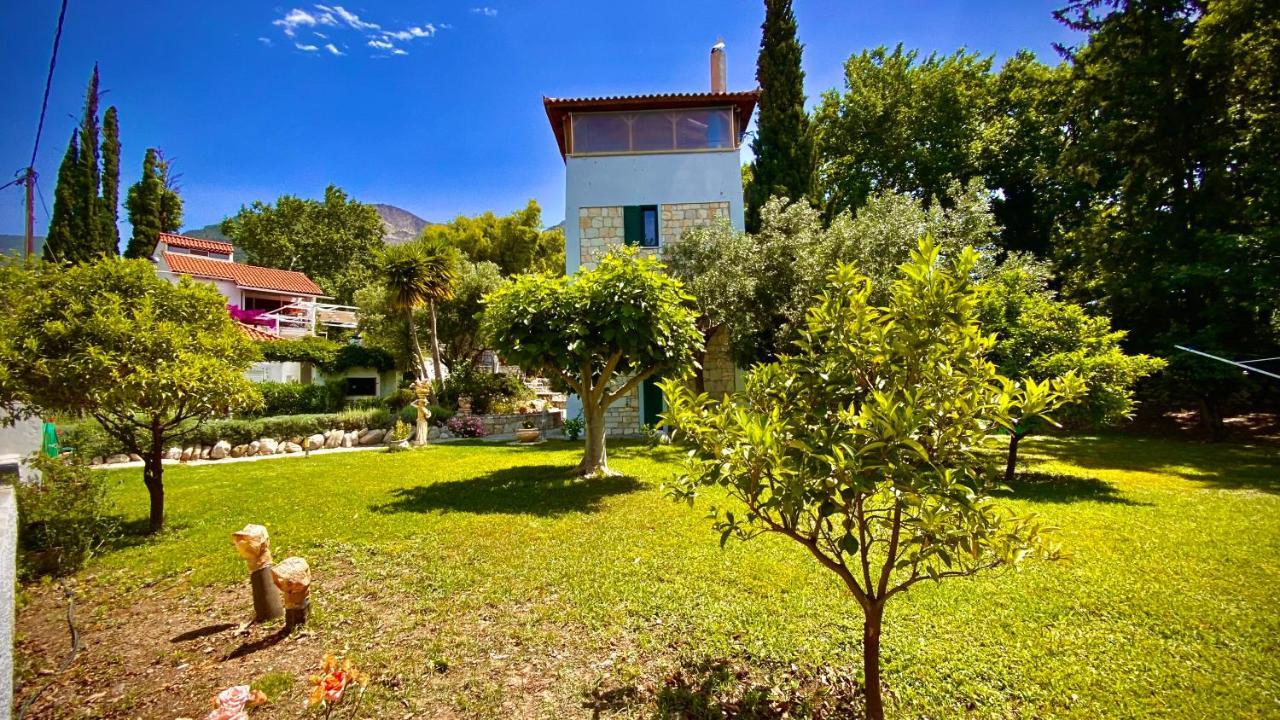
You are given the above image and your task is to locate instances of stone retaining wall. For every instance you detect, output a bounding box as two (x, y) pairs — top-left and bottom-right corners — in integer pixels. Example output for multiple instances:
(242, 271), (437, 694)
(470, 410), (564, 437)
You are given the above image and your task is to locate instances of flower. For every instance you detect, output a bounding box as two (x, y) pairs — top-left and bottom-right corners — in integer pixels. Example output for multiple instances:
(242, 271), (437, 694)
(307, 653), (369, 710)
(204, 684), (266, 720)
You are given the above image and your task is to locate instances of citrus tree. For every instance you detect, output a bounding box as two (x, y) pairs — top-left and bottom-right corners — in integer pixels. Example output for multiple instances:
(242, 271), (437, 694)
(484, 250), (702, 476)
(0, 258), (260, 532)
(659, 240), (1083, 720)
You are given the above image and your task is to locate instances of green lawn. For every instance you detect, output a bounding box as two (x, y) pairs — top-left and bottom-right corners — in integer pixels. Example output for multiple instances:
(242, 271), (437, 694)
(19, 434), (1280, 718)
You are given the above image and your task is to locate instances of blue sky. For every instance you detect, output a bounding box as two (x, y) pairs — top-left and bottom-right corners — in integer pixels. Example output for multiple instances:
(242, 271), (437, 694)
(0, 1), (1079, 239)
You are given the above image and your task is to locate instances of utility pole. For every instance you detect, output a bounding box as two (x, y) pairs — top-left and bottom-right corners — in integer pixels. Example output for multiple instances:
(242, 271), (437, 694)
(23, 168), (35, 258)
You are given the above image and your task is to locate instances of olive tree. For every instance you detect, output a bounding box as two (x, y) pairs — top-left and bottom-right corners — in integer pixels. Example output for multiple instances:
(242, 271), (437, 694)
(660, 240), (1083, 720)
(484, 250), (702, 476)
(0, 258), (260, 533)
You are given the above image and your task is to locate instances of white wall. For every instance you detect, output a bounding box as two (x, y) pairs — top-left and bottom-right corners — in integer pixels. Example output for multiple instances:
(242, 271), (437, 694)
(0, 415), (43, 483)
(246, 361), (304, 384)
(564, 150), (746, 274)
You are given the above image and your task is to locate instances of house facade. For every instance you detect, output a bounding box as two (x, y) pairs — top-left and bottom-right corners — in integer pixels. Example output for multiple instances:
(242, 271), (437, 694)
(152, 232), (394, 398)
(545, 41), (757, 434)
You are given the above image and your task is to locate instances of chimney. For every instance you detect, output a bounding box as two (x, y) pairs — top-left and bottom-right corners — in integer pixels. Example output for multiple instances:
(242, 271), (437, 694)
(710, 39), (727, 93)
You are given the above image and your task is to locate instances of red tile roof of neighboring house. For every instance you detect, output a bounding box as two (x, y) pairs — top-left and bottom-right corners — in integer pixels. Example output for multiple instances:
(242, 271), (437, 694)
(543, 90), (759, 159)
(236, 322), (279, 342)
(163, 252), (326, 296)
(159, 232), (235, 255)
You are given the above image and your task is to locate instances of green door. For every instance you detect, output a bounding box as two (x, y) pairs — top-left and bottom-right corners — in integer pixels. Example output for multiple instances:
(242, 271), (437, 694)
(641, 377), (664, 428)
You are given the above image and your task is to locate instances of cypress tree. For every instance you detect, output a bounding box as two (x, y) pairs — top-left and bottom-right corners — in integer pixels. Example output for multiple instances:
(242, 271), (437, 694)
(747, 0), (814, 230)
(44, 133), (81, 262)
(99, 106), (121, 255)
(124, 149), (162, 259)
(76, 65), (102, 253)
(744, 0), (813, 232)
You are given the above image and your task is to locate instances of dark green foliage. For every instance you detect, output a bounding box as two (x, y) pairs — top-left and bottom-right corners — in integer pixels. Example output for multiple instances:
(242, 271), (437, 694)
(124, 148), (183, 259)
(436, 364), (531, 415)
(382, 387), (416, 412)
(329, 343), (397, 373)
(221, 185), (384, 303)
(191, 408), (393, 447)
(258, 336), (395, 374)
(1052, 0), (1280, 431)
(17, 456), (118, 578)
(44, 132), (81, 262)
(744, 0), (814, 232)
(99, 107), (120, 254)
(43, 65), (121, 262)
(254, 381), (333, 416)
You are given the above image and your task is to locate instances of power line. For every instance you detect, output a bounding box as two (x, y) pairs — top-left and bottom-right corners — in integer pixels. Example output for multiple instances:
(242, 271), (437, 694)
(30, 0), (70, 168)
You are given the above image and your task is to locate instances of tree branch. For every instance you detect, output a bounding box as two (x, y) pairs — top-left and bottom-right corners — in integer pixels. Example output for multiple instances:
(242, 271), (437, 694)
(603, 364), (662, 406)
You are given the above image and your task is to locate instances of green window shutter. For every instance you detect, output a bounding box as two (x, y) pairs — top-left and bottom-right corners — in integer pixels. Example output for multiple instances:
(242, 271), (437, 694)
(623, 206), (642, 246)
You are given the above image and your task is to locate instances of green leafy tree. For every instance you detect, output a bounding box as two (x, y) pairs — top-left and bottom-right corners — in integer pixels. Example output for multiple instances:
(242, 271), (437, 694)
(434, 259), (506, 367)
(44, 65), (120, 262)
(979, 258), (1165, 482)
(378, 238), (458, 382)
(660, 240), (1083, 720)
(43, 132), (81, 262)
(663, 221), (759, 392)
(1053, 0), (1280, 435)
(813, 46), (994, 218)
(221, 185), (384, 303)
(420, 200), (565, 276)
(124, 148), (184, 259)
(0, 258), (261, 532)
(99, 106), (120, 254)
(484, 250), (702, 476)
(744, 0), (814, 231)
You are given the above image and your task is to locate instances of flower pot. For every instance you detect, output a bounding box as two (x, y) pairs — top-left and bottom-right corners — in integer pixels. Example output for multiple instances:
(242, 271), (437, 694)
(515, 428), (541, 444)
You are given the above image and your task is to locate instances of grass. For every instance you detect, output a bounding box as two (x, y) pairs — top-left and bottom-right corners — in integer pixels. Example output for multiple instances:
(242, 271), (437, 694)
(21, 434), (1280, 718)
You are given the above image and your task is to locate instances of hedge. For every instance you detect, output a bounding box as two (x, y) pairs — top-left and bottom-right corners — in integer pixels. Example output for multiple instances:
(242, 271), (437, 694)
(255, 381), (333, 416)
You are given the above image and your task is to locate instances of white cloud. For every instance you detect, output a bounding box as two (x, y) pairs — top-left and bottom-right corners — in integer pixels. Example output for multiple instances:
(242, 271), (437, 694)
(274, 8), (318, 36)
(258, 37), (273, 46)
(315, 4), (380, 31)
(471, 7), (498, 17)
(271, 6), (441, 57)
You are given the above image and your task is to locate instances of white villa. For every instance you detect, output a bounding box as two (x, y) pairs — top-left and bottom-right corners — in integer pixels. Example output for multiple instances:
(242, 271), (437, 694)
(152, 232), (395, 397)
(545, 41), (757, 434)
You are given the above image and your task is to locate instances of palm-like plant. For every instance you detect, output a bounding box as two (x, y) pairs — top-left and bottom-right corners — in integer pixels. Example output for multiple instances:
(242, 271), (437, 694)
(380, 238), (458, 382)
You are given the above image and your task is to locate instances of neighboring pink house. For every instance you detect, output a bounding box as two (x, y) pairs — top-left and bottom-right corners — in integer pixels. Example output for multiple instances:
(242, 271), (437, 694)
(152, 233), (355, 338)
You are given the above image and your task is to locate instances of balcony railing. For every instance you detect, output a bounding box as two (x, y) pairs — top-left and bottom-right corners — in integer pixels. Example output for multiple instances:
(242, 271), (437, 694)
(230, 301), (359, 338)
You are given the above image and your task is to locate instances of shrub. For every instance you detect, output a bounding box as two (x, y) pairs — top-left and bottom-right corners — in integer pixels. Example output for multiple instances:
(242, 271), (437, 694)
(255, 381), (331, 416)
(562, 415), (584, 441)
(383, 387), (416, 412)
(398, 404), (418, 425)
(58, 419), (122, 459)
(190, 408), (393, 446)
(446, 415), (486, 438)
(439, 365), (532, 415)
(17, 456), (118, 577)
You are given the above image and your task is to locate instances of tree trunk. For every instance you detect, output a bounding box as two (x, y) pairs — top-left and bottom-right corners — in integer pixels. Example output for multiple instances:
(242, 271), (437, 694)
(407, 308), (425, 381)
(428, 300), (445, 386)
(693, 347), (707, 394)
(575, 401), (609, 476)
(143, 444), (166, 534)
(1004, 431), (1023, 485)
(1198, 396), (1227, 442)
(863, 601), (886, 720)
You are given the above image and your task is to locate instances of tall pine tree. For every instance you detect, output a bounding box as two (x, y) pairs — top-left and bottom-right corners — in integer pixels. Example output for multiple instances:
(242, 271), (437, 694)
(99, 106), (120, 255)
(744, 0), (813, 232)
(44, 133), (81, 262)
(44, 65), (120, 262)
(125, 148), (183, 259)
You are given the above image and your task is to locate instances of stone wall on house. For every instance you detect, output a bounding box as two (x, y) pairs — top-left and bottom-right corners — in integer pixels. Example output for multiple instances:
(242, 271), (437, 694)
(578, 201), (731, 271)
(701, 325), (737, 398)
(660, 201), (731, 245)
(470, 410), (564, 437)
(604, 387), (642, 437)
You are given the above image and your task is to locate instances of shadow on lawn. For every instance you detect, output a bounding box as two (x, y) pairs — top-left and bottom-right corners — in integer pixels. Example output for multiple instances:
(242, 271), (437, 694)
(1000, 472), (1149, 506)
(1024, 434), (1280, 494)
(369, 464), (642, 517)
(583, 655), (864, 720)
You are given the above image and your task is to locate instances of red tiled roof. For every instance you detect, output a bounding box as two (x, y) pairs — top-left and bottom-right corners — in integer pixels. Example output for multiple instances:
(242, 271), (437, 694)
(163, 252), (326, 296)
(543, 90), (759, 159)
(159, 232), (235, 255)
(236, 322), (280, 342)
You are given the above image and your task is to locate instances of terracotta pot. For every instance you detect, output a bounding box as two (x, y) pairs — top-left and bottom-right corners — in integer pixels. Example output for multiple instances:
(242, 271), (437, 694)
(515, 428), (541, 444)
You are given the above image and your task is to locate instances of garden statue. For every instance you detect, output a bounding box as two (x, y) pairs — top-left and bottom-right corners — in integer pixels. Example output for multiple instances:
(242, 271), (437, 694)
(230, 524), (283, 622)
(271, 556), (312, 630)
(411, 378), (433, 445)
